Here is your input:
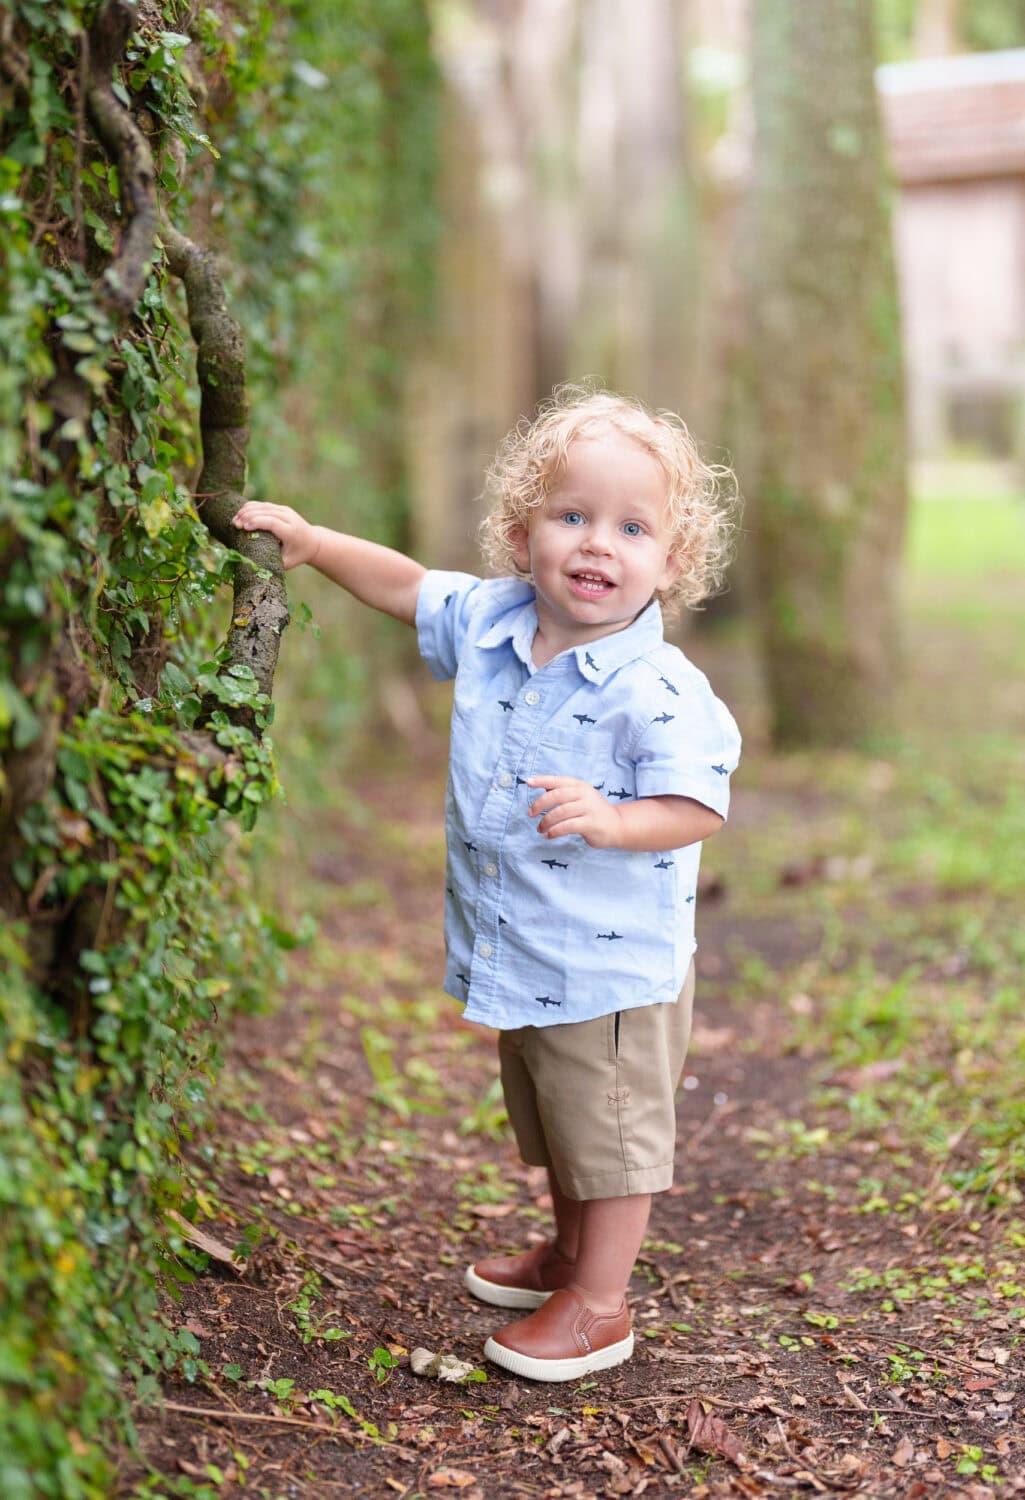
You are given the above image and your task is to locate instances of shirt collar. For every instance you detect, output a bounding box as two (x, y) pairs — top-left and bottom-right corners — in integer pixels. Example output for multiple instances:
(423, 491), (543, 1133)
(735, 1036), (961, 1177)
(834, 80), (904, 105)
(477, 592), (665, 682)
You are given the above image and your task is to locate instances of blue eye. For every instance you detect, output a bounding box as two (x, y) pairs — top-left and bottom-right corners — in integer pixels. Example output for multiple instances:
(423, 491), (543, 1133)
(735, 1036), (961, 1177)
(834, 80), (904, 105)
(622, 521), (643, 537)
(562, 511), (585, 526)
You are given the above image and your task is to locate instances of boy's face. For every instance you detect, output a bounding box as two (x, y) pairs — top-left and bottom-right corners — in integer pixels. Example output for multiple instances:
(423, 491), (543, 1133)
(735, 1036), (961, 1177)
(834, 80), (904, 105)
(510, 428), (680, 650)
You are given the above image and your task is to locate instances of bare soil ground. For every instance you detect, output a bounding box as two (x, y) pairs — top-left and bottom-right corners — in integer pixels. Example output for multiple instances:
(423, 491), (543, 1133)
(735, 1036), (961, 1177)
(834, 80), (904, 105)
(124, 643), (1023, 1500)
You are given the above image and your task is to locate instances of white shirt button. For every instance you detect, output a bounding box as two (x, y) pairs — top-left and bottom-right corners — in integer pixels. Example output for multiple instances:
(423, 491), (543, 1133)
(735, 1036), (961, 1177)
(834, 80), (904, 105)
(478, 942), (493, 959)
(484, 862), (498, 877)
(498, 772), (513, 788)
(524, 690), (540, 706)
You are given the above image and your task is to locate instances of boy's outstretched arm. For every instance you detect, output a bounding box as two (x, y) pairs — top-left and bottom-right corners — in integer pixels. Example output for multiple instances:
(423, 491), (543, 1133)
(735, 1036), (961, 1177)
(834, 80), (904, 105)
(232, 502), (425, 626)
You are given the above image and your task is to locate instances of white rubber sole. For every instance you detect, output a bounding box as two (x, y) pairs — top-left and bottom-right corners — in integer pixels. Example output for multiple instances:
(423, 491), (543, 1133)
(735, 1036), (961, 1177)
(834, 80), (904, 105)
(463, 1263), (553, 1310)
(483, 1331), (635, 1383)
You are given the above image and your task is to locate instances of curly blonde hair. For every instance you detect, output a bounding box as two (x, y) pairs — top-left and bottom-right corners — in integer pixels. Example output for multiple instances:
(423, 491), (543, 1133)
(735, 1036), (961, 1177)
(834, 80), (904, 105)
(480, 383), (739, 613)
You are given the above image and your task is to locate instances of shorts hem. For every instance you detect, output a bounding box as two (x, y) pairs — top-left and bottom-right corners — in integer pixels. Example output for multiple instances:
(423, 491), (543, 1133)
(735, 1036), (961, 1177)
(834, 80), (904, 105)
(554, 1159), (676, 1201)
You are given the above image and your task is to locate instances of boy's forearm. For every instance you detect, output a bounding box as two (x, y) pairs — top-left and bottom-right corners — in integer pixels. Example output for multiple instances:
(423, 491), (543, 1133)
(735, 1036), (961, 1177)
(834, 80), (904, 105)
(612, 795), (723, 852)
(310, 527), (425, 626)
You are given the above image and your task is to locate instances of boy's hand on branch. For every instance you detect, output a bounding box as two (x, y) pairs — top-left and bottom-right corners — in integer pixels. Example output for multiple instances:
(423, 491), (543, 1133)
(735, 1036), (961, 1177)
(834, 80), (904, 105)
(527, 776), (624, 849)
(232, 502), (321, 571)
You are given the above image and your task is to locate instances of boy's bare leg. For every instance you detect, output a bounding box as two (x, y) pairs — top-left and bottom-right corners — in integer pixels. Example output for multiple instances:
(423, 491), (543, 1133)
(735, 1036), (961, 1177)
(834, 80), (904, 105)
(549, 1168), (583, 1260)
(571, 1192), (651, 1315)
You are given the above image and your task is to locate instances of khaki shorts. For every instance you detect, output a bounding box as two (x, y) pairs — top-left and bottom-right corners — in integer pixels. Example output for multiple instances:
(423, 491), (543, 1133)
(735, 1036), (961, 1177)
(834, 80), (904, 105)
(497, 964), (695, 1201)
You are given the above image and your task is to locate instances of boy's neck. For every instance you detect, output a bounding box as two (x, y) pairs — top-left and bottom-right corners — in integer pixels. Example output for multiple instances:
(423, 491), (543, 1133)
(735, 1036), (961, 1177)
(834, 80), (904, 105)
(530, 612), (640, 670)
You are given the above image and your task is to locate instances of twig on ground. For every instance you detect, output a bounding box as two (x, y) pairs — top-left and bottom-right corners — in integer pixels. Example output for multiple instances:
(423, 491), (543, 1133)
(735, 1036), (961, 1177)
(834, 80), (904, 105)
(159, 1400), (352, 1435)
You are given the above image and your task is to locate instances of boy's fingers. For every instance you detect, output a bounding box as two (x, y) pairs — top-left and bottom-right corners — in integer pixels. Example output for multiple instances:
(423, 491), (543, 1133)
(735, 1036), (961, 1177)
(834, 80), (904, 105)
(529, 788), (583, 816)
(232, 504), (293, 527)
(542, 813), (588, 839)
(529, 791), (559, 815)
(538, 801), (586, 832)
(527, 777), (591, 806)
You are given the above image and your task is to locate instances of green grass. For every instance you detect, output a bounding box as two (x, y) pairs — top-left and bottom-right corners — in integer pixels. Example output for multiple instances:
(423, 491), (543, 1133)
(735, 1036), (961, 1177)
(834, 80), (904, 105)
(707, 483), (1025, 1206)
(907, 492), (1025, 580)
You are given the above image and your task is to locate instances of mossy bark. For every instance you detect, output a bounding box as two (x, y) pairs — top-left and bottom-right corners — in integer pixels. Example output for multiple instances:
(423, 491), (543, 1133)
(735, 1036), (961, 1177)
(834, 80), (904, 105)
(162, 225), (288, 725)
(743, 0), (908, 747)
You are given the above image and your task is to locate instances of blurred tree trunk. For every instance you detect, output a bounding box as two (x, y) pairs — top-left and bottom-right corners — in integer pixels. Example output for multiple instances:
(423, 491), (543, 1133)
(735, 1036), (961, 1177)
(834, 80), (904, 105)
(413, 0), (696, 562)
(406, 21), (538, 570)
(743, 0), (908, 746)
(571, 0), (694, 408)
(914, 0), (960, 53)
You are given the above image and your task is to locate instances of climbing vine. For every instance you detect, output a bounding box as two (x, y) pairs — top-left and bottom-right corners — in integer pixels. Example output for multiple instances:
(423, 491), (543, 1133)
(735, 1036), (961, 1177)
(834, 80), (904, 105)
(0, 2), (437, 1495)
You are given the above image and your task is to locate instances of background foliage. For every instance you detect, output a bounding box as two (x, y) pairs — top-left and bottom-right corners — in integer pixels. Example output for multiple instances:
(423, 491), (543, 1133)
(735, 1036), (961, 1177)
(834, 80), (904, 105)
(0, 2), (436, 1496)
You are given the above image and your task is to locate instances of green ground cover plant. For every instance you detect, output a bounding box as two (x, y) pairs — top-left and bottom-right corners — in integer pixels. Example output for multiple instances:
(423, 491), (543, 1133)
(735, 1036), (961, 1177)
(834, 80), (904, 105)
(713, 487), (1025, 1211)
(0, 4), (436, 1496)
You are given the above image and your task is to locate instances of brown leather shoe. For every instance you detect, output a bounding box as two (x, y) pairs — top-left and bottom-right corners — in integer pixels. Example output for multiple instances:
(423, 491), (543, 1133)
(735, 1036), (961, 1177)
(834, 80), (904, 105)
(483, 1286), (633, 1382)
(464, 1241), (576, 1310)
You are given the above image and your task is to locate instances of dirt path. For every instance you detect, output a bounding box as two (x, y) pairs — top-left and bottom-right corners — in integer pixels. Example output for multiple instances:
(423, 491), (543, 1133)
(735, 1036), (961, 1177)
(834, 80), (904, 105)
(127, 716), (1023, 1500)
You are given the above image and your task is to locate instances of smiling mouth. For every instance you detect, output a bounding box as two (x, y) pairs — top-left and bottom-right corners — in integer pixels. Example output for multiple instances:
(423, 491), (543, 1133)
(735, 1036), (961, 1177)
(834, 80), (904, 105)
(570, 571), (615, 595)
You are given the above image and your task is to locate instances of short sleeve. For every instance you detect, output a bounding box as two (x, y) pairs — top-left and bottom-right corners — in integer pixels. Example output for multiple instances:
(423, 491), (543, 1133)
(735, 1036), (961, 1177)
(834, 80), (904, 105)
(631, 679), (741, 820)
(415, 569), (486, 682)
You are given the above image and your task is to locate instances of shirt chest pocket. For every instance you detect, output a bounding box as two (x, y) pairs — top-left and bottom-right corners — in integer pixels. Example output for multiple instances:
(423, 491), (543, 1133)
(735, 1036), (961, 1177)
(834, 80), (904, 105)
(529, 727), (615, 788)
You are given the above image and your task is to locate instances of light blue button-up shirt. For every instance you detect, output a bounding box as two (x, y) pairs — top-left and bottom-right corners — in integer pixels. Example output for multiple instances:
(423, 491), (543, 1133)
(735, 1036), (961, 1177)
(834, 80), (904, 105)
(416, 571), (741, 1031)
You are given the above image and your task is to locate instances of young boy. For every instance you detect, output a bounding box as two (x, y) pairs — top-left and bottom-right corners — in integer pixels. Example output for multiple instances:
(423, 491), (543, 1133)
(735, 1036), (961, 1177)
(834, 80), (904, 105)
(232, 387), (741, 1383)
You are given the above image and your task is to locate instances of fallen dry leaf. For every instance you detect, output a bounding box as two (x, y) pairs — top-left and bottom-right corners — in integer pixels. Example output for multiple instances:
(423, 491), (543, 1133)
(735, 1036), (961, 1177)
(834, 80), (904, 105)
(891, 1435), (915, 1467)
(689, 1024), (737, 1056)
(468, 1202), (517, 1218)
(834, 1058), (905, 1089)
(182, 1319), (215, 1339)
(165, 1210), (244, 1273)
(685, 1399), (746, 1466)
(427, 1468), (478, 1489)
(410, 1348), (482, 1383)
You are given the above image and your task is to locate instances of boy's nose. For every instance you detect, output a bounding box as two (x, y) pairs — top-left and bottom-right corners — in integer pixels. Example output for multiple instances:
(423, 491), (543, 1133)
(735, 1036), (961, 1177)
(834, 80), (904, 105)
(582, 527), (615, 555)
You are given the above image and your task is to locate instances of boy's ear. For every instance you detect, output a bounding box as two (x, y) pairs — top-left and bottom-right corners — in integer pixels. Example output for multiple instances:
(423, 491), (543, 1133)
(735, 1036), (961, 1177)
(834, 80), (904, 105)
(657, 545), (683, 592)
(509, 522), (531, 574)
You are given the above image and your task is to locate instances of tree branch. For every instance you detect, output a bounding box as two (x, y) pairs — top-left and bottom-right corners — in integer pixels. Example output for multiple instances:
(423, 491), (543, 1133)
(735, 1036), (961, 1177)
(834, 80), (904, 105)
(85, 0), (158, 313)
(162, 223), (290, 721)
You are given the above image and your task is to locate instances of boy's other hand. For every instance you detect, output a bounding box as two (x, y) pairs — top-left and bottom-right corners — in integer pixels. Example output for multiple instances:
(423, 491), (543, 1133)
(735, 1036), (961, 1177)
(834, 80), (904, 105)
(231, 502), (321, 570)
(526, 776), (623, 849)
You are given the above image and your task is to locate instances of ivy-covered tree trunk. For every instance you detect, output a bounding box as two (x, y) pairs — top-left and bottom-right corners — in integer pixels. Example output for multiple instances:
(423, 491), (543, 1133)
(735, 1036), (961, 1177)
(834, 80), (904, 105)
(0, 2), (437, 1493)
(743, 0), (909, 746)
